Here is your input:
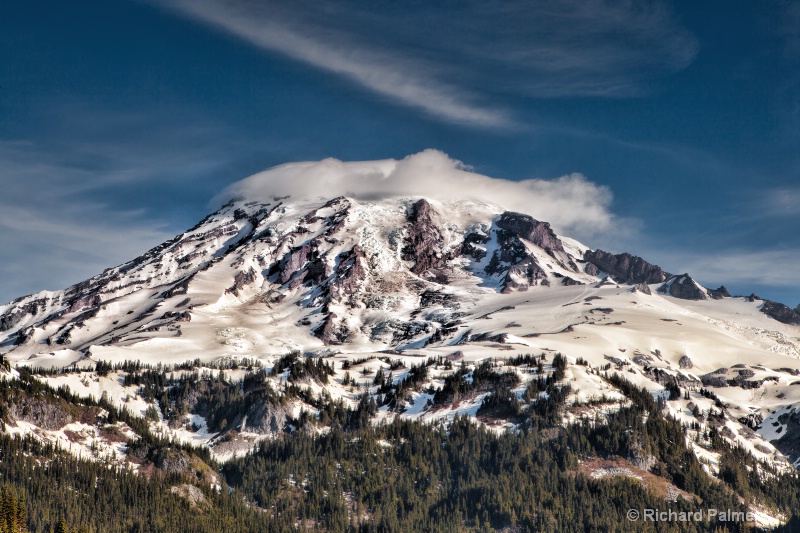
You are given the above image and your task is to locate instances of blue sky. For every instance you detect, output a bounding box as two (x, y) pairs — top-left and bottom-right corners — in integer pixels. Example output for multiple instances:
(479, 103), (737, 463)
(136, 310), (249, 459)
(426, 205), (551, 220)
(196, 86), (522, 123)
(1, 0), (799, 306)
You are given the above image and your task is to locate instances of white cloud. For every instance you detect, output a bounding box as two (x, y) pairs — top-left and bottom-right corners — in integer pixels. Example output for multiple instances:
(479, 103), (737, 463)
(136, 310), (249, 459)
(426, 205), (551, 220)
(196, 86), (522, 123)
(219, 149), (618, 239)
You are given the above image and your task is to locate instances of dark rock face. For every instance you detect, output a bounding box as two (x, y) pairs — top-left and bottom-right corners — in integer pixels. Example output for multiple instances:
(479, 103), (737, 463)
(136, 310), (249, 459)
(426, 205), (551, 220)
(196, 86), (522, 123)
(502, 258), (548, 293)
(707, 286), (731, 300)
(153, 449), (192, 474)
(242, 398), (290, 436)
(658, 274), (707, 300)
(227, 267), (258, 295)
(494, 212), (564, 256)
(700, 368), (765, 389)
(583, 262), (599, 277)
(368, 319), (435, 345)
(462, 229), (490, 261)
(738, 413), (763, 431)
(315, 313), (350, 345)
(0, 299), (47, 332)
(760, 300), (800, 325)
(279, 244), (313, 285)
(67, 294), (101, 314)
(771, 410), (800, 465)
(678, 355), (693, 369)
(327, 246), (368, 304)
(312, 245), (370, 345)
(583, 250), (668, 285)
(402, 199), (453, 275)
(631, 283), (652, 295)
(8, 397), (80, 431)
(481, 211), (573, 293)
(161, 276), (193, 299)
(700, 374), (729, 387)
(14, 326), (34, 346)
(162, 310), (191, 322)
(277, 240), (332, 289)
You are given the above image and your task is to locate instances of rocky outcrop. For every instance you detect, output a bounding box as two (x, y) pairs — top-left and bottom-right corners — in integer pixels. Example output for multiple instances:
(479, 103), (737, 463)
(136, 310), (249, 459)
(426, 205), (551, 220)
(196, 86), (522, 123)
(153, 448), (192, 473)
(678, 355), (693, 369)
(707, 286), (731, 300)
(14, 326), (35, 345)
(583, 250), (668, 285)
(279, 244), (314, 285)
(771, 410), (800, 465)
(8, 396), (82, 430)
(658, 274), (707, 300)
(67, 294), (101, 314)
(315, 313), (350, 345)
(242, 397), (291, 436)
(162, 310), (191, 322)
(760, 300), (800, 325)
(227, 267), (258, 295)
(481, 212), (573, 293)
(368, 319), (435, 345)
(738, 413), (763, 431)
(0, 299), (48, 332)
(502, 258), (549, 293)
(462, 229), (490, 261)
(402, 199), (453, 275)
(277, 240), (332, 289)
(494, 212), (564, 257)
(700, 368), (765, 389)
(327, 246), (368, 305)
(631, 283), (652, 295)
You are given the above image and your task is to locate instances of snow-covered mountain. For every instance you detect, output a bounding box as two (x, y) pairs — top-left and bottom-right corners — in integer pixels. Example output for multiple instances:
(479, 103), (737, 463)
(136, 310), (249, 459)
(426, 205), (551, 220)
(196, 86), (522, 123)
(2, 156), (800, 524)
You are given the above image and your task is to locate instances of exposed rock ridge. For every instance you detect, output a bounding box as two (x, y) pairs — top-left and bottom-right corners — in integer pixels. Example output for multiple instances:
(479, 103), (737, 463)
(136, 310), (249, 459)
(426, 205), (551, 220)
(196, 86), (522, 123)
(583, 249), (669, 285)
(402, 199), (457, 276)
(482, 212), (576, 293)
(494, 212), (564, 257)
(658, 274), (707, 300)
(707, 286), (731, 300)
(760, 300), (800, 325)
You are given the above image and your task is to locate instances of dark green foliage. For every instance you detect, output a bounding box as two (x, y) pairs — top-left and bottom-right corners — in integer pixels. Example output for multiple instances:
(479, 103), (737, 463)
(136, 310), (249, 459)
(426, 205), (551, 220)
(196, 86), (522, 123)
(505, 353), (539, 367)
(0, 485), (28, 532)
(222, 374), (795, 533)
(0, 433), (275, 533)
(476, 384), (521, 419)
(379, 362), (429, 408)
(94, 360), (113, 377)
(271, 353), (335, 384)
(432, 360), (519, 406)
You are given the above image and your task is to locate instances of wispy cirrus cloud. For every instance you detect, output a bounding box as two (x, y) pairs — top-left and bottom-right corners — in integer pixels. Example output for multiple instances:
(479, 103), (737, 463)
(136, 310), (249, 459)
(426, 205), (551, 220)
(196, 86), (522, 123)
(757, 186), (800, 217)
(666, 249), (800, 289)
(0, 119), (238, 303)
(158, 0), (512, 128)
(157, 0), (698, 127)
